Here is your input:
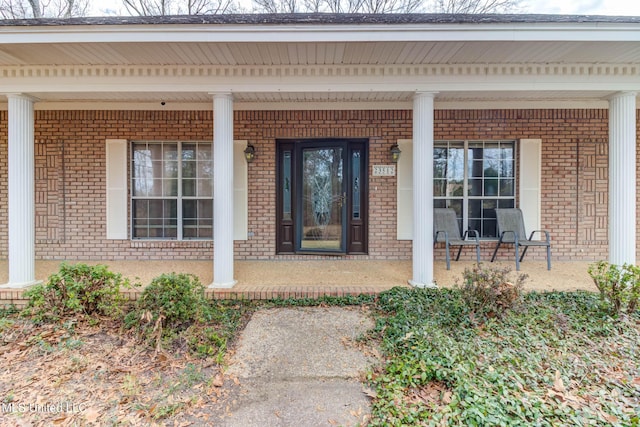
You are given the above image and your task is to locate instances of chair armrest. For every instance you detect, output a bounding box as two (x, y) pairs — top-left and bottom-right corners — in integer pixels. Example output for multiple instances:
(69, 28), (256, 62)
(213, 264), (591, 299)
(527, 230), (551, 243)
(463, 229), (480, 242)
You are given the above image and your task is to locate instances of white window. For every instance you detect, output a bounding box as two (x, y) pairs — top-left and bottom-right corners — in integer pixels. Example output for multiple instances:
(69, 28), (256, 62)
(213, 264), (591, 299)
(131, 141), (213, 240)
(434, 140), (516, 238)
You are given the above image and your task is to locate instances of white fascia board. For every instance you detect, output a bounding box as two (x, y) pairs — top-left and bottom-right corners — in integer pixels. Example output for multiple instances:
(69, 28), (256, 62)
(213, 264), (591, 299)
(0, 99), (615, 111)
(2, 22), (640, 44)
(3, 79), (640, 94)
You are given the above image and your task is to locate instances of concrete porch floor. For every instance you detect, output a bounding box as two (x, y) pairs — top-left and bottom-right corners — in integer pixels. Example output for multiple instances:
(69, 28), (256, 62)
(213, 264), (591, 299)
(0, 259), (597, 306)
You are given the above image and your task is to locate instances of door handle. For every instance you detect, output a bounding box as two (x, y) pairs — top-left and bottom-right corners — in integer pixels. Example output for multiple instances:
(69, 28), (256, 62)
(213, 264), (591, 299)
(338, 192), (346, 208)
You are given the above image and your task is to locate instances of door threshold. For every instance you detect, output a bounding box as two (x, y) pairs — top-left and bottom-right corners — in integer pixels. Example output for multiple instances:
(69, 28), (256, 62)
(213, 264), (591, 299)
(294, 252), (347, 257)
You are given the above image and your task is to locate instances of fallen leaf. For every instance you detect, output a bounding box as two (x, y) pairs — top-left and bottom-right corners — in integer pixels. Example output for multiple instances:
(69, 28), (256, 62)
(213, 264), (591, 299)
(362, 387), (377, 398)
(402, 332), (414, 341)
(553, 370), (566, 393)
(84, 408), (101, 423)
(52, 415), (67, 425)
(212, 374), (224, 387)
(350, 407), (363, 417)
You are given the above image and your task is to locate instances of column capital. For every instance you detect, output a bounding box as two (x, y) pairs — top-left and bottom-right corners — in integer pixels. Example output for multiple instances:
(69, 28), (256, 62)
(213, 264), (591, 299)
(4, 93), (39, 103)
(607, 91), (638, 102)
(413, 91), (438, 100)
(210, 92), (234, 100)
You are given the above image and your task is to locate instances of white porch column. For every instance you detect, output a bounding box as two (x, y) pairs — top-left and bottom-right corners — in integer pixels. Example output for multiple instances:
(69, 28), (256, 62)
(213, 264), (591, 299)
(409, 92), (437, 288)
(211, 93), (237, 288)
(608, 92), (637, 266)
(2, 94), (37, 288)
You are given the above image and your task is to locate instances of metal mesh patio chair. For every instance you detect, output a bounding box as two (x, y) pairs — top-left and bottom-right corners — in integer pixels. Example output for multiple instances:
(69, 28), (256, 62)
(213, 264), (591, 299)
(434, 208), (481, 270)
(490, 208), (551, 271)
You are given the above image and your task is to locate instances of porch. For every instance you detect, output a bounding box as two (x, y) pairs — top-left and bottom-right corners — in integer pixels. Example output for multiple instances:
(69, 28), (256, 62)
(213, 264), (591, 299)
(2, 15), (639, 292)
(0, 259), (596, 308)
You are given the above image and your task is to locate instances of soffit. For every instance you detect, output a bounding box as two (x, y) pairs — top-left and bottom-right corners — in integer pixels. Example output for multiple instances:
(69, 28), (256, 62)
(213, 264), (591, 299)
(2, 40), (640, 66)
(1, 15), (639, 105)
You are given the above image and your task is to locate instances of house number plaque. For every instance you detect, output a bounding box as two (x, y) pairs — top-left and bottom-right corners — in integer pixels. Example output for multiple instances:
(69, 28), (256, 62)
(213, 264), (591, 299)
(372, 165), (396, 177)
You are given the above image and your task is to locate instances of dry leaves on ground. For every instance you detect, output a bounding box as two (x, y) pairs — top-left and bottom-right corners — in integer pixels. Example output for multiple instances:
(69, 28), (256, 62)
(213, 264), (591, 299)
(0, 317), (228, 426)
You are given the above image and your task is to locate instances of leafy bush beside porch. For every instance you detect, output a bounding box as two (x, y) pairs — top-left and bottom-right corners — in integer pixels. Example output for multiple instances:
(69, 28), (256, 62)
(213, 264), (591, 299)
(369, 286), (640, 426)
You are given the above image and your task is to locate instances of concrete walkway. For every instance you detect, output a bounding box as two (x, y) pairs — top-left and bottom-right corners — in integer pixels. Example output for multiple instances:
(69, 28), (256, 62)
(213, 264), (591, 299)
(213, 306), (377, 426)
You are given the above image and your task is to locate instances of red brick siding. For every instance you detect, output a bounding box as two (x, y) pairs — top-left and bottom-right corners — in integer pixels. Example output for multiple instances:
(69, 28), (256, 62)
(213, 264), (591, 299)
(433, 109), (614, 262)
(235, 110), (413, 261)
(0, 109), (637, 262)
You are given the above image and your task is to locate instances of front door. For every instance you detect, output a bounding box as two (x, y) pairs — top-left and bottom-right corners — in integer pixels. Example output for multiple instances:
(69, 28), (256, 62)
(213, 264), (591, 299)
(276, 139), (368, 254)
(300, 145), (345, 252)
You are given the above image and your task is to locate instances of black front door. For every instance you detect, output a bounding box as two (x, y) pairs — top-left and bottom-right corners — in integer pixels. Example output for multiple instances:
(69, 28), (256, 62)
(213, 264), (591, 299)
(276, 139), (368, 254)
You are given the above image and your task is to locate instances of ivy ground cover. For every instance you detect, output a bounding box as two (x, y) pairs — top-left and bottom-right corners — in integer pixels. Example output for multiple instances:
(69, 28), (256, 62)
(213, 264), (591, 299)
(368, 288), (640, 426)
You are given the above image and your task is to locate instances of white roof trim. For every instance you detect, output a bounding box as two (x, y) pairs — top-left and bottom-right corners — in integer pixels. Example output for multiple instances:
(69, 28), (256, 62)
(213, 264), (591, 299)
(0, 98), (616, 111)
(2, 63), (639, 94)
(2, 22), (640, 44)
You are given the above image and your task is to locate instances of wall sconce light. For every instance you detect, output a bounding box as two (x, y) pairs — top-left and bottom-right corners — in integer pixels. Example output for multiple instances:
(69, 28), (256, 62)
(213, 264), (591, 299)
(244, 144), (256, 163)
(390, 144), (401, 163)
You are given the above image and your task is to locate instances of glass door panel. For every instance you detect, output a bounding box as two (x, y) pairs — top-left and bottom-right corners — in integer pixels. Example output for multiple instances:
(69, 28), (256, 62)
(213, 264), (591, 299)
(300, 147), (344, 251)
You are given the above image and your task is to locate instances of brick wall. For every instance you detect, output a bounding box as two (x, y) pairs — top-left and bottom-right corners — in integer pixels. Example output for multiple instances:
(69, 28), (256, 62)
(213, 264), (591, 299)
(235, 110), (413, 260)
(0, 108), (637, 262)
(433, 109), (614, 262)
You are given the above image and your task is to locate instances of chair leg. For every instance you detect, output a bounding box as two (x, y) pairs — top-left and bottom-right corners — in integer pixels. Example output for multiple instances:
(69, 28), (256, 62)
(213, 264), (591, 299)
(445, 241), (451, 270)
(475, 244), (481, 264)
(455, 246), (463, 261)
(546, 245), (551, 270)
(514, 244), (520, 271)
(519, 246), (528, 262)
(491, 241), (501, 262)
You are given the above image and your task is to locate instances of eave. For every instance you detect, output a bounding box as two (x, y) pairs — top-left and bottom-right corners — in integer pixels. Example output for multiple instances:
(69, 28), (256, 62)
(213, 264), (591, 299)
(1, 14), (639, 108)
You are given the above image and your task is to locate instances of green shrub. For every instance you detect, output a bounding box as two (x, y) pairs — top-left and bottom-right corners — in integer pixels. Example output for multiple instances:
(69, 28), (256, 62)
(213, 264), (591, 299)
(588, 261), (640, 315)
(125, 273), (208, 351)
(24, 263), (129, 322)
(456, 264), (526, 323)
(135, 273), (205, 328)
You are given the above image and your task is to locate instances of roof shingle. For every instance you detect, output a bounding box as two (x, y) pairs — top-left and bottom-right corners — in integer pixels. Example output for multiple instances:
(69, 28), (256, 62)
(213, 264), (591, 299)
(2, 13), (640, 27)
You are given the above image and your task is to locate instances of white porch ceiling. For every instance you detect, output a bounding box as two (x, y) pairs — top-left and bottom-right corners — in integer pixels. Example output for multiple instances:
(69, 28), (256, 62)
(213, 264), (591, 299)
(1, 14), (639, 107)
(3, 41), (640, 67)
